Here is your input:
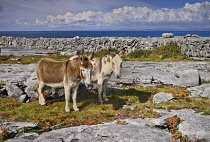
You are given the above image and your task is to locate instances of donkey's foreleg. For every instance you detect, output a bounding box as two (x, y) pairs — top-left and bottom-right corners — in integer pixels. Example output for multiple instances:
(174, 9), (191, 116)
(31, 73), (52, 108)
(72, 83), (80, 111)
(102, 80), (109, 102)
(37, 82), (46, 105)
(97, 79), (104, 104)
(64, 85), (71, 112)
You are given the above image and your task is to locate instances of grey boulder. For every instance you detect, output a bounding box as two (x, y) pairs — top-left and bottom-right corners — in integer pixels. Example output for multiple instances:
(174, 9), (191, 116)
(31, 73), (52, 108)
(172, 69), (200, 87)
(0, 122), (39, 134)
(162, 33), (174, 38)
(153, 92), (174, 103)
(18, 94), (29, 103)
(5, 83), (23, 97)
(24, 72), (37, 98)
(6, 133), (39, 142)
(187, 84), (210, 99)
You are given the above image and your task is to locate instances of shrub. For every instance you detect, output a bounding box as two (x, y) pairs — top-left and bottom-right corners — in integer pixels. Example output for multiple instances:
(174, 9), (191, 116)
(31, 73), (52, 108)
(124, 43), (189, 61)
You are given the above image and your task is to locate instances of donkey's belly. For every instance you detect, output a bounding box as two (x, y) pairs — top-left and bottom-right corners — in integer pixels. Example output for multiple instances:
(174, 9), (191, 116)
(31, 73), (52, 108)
(45, 82), (64, 88)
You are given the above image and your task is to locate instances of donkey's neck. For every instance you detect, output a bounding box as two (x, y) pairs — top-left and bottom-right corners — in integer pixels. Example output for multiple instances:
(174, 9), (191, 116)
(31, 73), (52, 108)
(66, 60), (81, 81)
(101, 57), (114, 76)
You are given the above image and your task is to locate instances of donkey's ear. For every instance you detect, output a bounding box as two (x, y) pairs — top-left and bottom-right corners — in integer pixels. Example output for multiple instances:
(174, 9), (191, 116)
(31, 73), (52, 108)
(80, 56), (84, 62)
(75, 50), (80, 55)
(119, 48), (126, 56)
(109, 52), (116, 58)
(81, 49), (84, 56)
(88, 52), (94, 60)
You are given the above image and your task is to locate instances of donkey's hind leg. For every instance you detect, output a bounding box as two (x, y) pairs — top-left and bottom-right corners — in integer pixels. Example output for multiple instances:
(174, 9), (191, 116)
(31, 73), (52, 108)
(64, 85), (71, 112)
(97, 79), (104, 104)
(102, 80), (109, 102)
(72, 83), (80, 111)
(37, 82), (46, 105)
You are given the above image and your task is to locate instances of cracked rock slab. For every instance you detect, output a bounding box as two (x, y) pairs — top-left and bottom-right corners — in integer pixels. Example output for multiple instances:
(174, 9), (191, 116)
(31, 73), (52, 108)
(154, 109), (210, 142)
(187, 84), (210, 99)
(33, 122), (171, 142)
(0, 122), (39, 134)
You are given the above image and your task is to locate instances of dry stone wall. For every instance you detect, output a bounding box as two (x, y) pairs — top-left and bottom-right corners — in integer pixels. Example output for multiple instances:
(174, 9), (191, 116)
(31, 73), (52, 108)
(0, 34), (210, 57)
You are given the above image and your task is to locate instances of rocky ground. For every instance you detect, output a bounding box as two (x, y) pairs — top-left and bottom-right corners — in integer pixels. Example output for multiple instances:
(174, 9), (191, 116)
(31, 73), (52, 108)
(2, 109), (210, 142)
(1, 58), (210, 141)
(0, 46), (57, 56)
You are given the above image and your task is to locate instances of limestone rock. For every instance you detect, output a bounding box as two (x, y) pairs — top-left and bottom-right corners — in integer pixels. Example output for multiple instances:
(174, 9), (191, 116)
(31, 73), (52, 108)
(162, 33), (174, 38)
(18, 94), (29, 103)
(185, 34), (192, 37)
(187, 84), (210, 99)
(1, 36), (210, 58)
(153, 92), (174, 103)
(0, 122), (39, 134)
(0, 87), (7, 96)
(34, 121), (171, 142)
(155, 109), (210, 142)
(122, 105), (137, 110)
(24, 72), (37, 98)
(177, 110), (210, 141)
(5, 83), (23, 97)
(6, 133), (39, 142)
(110, 61), (203, 87)
(172, 69), (200, 87)
(5, 109), (210, 142)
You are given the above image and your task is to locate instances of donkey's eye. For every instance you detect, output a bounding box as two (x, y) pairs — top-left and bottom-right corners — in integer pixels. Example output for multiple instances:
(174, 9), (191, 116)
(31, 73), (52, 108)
(82, 69), (85, 72)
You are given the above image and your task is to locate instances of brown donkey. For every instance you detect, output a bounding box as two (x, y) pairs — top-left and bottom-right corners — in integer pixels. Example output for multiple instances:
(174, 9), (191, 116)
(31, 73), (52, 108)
(36, 55), (93, 112)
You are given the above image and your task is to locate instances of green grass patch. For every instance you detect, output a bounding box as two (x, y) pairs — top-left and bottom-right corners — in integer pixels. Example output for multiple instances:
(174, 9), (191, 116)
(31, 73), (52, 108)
(0, 83), (6, 87)
(123, 43), (190, 61)
(201, 80), (210, 85)
(0, 49), (120, 64)
(0, 54), (69, 64)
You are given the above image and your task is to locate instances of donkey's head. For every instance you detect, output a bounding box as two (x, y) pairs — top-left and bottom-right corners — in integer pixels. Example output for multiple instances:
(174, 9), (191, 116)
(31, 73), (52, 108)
(111, 53), (123, 79)
(79, 56), (93, 87)
(69, 51), (94, 87)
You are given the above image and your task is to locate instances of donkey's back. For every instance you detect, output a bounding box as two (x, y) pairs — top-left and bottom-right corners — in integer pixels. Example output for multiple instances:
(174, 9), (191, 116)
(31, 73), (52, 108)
(36, 58), (68, 84)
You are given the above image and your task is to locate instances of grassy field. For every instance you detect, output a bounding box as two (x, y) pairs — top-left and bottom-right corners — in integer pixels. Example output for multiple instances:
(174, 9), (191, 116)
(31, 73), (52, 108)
(0, 43), (209, 141)
(0, 85), (210, 141)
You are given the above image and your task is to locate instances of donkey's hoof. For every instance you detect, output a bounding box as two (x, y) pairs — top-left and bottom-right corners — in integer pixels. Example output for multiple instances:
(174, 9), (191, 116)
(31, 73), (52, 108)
(104, 98), (109, 102)
(74, 108), (80, 111)
(39, 102), (46, 105)
(65, 109), (70, 113)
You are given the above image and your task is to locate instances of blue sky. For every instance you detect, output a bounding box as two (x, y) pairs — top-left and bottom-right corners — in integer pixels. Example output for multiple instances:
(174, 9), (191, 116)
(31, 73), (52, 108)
(0, 0), (210, 31)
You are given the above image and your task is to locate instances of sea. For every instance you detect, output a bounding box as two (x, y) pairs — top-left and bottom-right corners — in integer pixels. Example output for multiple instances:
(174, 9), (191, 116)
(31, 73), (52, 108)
(0, 31), (210, 38)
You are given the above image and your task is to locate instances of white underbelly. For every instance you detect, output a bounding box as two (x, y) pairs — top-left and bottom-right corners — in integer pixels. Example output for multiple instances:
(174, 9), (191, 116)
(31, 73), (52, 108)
(45, 82), (64, 88)
(92, 73), (111, 82)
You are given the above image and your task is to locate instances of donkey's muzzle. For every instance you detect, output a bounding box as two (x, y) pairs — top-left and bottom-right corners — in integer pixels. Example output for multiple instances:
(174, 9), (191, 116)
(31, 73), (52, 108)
(85, 83), (94, 89)
(116, 75), (121, 79)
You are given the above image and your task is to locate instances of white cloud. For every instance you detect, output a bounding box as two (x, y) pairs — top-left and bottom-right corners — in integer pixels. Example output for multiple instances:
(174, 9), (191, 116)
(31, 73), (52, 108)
(16, 18), (30, 25)
(34, 1), (210, 30)
(36, 11), (103, 27)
